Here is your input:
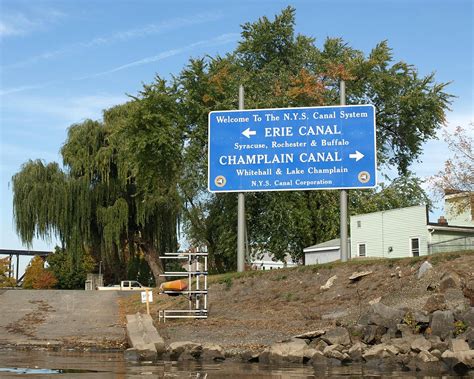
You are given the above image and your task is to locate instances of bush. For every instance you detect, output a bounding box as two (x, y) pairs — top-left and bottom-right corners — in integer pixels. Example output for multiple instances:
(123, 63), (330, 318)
(23, 256), (57, 289)
(0, 257), (16, 287)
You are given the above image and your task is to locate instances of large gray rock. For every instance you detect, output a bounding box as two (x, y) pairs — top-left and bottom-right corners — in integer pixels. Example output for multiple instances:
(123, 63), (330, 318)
(362, 325), (386, 344)
(125, 313), (166, 361)
(441, 349), (474, 374)
(320, 275), (337, 290)
(431, 349), (442, 359)
(323, 344), (344, 354)
(348, 341), (366, 361)
(463, 279), (474, 306)
(418, 350), (439, 363)
(362, 344), (399, 360)
(428, 335), (449, 352)
(413, 310), (430, 324)
(397, 324), (414, 338)
(259, 338), (315, 364)
(201, 343), (225, 361)
(449, 338), (470, 352)
(390, 338), (412, 354)
(167, 341), (202, 361)
(309, 338), (328, 352)
(323, 344), (348, 361)
(321, 327), (351, 346)
(431, 310), (455, 340)
(463, 327), (474, 349)
(293, 330), (325, 340)
(406, 352), (447, 373)
(444, 288), (469, 310)
(369, 303), (405, 330)
(310, 351), (333, 367)
(423, 294), (447, 313)
(439, 271), (462, 292)
(410, 336), (432, 352)
(418, 261), (433, 279)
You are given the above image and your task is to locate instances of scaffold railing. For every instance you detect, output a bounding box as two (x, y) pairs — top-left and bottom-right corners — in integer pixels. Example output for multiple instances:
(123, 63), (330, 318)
(158, 251), (208, 322)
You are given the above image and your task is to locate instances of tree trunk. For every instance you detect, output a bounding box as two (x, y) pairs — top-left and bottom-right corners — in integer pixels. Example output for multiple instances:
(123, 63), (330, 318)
(142, 242), (165, 286)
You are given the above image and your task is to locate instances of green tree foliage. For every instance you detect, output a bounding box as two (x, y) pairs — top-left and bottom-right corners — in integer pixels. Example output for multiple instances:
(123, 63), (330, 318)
(12, 7), (452, 274)
(23, 256), (57, 289)
(46, 247), (95, 289)
(0, 257), (16, 287)
(178, 7), (451, 265)
(13, 97), (181, 284)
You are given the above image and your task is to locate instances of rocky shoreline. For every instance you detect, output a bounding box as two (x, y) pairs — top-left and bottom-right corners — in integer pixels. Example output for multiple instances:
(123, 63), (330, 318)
(125, 261), (474, 375)
(2, 255), (474, 376)
(131, 302), (474, 376)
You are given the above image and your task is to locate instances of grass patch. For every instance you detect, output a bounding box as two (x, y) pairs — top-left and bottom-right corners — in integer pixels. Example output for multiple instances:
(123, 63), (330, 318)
(284, 292), (300, 302)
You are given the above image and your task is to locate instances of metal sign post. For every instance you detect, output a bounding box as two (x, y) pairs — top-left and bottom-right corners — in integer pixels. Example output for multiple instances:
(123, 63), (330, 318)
(339, 80), (348, 262)
(237, 85), (245, 272)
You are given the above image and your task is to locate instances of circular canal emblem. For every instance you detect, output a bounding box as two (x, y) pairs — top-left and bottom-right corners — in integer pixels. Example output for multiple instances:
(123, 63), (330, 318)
(214, 175), (226, 187)
(358, 171), (370, 184)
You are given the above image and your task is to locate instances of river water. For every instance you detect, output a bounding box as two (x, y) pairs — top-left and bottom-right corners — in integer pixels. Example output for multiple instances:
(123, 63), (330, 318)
(0, 350), (471, 378)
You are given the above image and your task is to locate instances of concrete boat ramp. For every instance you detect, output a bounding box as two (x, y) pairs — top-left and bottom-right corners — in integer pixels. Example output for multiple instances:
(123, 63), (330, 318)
(0, 289), (127, 349)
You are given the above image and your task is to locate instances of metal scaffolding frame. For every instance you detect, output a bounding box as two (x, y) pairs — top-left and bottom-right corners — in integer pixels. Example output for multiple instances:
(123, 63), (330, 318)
(158, 252), (208, 322)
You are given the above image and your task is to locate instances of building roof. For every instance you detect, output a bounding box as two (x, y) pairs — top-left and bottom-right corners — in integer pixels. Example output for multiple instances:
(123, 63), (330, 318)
(427, 224), (474, 233)
(304, 238), (350, 253)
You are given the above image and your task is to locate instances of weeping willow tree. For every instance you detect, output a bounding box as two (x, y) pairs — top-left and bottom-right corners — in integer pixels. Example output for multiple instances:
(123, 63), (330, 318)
(12, 81), (183, 285)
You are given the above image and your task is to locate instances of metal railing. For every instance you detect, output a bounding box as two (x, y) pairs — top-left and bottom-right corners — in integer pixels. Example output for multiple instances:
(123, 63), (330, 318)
(428, 236), (474, 254)
(158, 252), (208, 322)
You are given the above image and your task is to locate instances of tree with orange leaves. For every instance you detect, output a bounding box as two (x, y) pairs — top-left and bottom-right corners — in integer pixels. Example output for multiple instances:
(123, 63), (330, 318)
(23, 256), (57, 289)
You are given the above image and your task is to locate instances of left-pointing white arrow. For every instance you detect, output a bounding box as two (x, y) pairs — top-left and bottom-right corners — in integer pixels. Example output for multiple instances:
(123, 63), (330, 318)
(349, 151), (365, 161)
(242, 128), (256, 138)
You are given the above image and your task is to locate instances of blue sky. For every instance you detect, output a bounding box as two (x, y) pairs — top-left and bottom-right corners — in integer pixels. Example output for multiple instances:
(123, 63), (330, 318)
(1, 0), (473, 261)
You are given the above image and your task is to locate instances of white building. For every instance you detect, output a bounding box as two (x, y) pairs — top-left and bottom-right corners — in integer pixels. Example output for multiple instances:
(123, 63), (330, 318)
(350, 204), (473, 259)
(303, 238), (349, 265)
(304, 194), (474, 263)
(250, 252), (298, 270)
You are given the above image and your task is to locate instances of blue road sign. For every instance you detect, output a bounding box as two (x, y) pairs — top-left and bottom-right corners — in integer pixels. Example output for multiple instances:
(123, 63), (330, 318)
(208, 105), (376, 192)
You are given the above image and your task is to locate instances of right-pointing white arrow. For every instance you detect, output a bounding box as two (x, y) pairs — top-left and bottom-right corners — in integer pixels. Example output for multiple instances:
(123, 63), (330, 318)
(349, 151), (364, 162)
(242, 128), (256, 138)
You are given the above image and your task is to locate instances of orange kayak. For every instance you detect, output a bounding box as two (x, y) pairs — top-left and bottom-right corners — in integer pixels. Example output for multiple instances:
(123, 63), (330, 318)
(160, 279), (188, 291)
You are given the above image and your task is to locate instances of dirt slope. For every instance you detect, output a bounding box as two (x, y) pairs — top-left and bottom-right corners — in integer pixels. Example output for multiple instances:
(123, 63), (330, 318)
(126, 251), (474, 354)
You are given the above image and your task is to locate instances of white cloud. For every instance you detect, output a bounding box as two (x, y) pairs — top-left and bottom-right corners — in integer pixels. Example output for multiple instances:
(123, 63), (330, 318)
(0, 83), (51, 96)
(2, 93), (129, 125)
(4, 12), (223, 68)
(1, 32), (238, 97)
(0, 8), (65, 38)
(80, 33), (239, 79)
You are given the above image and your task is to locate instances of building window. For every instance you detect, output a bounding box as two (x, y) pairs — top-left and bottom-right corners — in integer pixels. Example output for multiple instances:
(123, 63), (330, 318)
(357, 221), (362, 228)
(358, 243), (366, 257)
(411, 237), (420, 257)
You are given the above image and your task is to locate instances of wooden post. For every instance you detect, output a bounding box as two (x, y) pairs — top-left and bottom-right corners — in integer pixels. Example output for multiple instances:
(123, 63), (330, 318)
(145, 288), (150, 315)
